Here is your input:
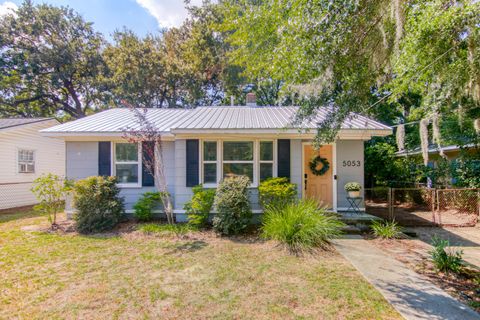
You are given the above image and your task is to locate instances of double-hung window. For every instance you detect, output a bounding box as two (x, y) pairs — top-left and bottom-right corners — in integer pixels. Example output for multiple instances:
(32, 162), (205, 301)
(114, 143), (140, 186)
(222, 141), (254, 182)
(203, 141), (218, 184)
(18, 149), (35, 173)
(259, 141), (274, 181)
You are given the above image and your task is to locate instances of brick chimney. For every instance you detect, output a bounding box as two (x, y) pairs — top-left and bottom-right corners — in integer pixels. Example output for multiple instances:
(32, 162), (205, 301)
(246, 92), (256, 107)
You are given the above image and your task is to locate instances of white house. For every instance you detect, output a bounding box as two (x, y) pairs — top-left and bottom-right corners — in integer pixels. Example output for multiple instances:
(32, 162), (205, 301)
(0, 118), (65, 210)
(41, 104), (392, 221)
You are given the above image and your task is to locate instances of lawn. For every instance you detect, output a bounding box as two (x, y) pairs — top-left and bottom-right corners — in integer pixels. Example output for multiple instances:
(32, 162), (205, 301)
(0, 211), (401, 319)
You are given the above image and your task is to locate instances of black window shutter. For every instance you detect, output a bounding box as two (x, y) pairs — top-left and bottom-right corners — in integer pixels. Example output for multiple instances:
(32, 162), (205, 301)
(277, 139), (291, 179)
(142, 141), (155, 187)
(98, 141), (111, 176)
(186, 139), (199, 187)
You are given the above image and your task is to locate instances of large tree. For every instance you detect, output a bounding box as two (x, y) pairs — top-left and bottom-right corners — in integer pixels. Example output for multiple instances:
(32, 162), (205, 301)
(0, 0), (108, 118)
(219, 0), (480, 143)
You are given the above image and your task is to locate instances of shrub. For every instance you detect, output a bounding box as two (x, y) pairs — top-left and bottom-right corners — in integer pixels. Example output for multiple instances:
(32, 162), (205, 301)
(31, 173), (71, 228)
(133, 192), (164, 221)
(371, 220), (404, 239)
(344, 182), (361, 192)
(262, 199), (344, 253)
(73, 176), (124, 234)
(184, 185), (216, 227)
(212, 176), (252, 235)
(258, 177), (297, 209)
(430, 236), (464, 274)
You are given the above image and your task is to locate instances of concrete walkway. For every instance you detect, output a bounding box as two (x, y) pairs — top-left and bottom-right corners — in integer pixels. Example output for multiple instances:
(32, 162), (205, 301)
(333, 235), (480, 320)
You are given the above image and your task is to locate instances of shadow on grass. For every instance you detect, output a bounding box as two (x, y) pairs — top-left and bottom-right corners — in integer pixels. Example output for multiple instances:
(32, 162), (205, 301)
(0, 208), (39, 224)
(166, 240), (208, 254)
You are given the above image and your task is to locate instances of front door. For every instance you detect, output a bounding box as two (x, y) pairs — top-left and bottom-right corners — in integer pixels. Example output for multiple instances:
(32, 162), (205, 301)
(304, 145), (333, 208)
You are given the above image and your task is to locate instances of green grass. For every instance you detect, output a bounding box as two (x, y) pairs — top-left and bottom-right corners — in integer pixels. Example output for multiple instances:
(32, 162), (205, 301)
(0, 210), (401, 319)
(138, 222), (197, 236)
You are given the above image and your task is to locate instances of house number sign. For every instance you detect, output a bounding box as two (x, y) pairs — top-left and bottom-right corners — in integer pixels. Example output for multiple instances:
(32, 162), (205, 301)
(342, 160), (361, 167)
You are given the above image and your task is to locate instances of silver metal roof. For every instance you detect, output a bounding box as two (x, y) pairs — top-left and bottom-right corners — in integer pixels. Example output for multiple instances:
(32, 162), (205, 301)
(0, 118), (52, 130)
(41, 108), (192, 134)
(41, 107), (391, 135)
(172, 106), (390, 131)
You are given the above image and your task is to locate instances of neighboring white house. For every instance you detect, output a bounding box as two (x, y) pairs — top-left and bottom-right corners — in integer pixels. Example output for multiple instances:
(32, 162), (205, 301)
(42, 103), (392, 221)
(0, 118), (65, 210)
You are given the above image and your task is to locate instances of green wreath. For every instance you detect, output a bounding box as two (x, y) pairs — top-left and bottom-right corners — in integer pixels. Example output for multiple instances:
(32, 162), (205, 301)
(309, 156), (330, 176)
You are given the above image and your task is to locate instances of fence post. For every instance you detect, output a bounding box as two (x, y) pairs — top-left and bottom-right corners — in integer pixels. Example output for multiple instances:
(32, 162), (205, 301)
(389, 187), (394, 221)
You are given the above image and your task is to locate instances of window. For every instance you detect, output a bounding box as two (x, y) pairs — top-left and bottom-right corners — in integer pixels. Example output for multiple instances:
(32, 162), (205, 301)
(223, 141), (254, 181)
(18, 149), (35, 173)
(203, 141), (217, 184)
(259, 141), (274, 181)
(114, 143), (140, 185)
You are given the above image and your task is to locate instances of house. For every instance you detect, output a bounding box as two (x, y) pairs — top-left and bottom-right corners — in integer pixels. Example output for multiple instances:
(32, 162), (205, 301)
(395, 144), (478, 162)
(0, 118), (65, 210)
(41, 104), (391, 221)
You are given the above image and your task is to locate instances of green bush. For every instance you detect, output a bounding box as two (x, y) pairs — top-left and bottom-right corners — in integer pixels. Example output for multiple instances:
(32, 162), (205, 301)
(258, 177), (297, 209)
(31, 173), (71, 228)
(262, 199), (344, 253)
(430, 236), (464, 274)
(73, 176), (125, 234)
(133, 192), (164, 221)
(184, 185), (216, 227)
(371, 220), (404, 239)
(213, 176), (252, 235)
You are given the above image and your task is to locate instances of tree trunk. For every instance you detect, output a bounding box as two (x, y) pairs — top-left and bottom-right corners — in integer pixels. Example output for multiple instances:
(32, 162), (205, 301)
(154, 140), (175, 224)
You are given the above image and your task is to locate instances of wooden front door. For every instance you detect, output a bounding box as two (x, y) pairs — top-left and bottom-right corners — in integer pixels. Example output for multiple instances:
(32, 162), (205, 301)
(304, 145), (333, 208)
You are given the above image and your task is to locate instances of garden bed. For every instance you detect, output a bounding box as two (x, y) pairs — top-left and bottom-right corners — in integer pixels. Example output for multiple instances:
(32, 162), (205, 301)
(364, 236), (480, 312)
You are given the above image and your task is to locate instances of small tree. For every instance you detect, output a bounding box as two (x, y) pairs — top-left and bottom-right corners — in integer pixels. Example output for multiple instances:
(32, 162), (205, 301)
(122, 105), (175, 224)
(31, 173), (71, 229)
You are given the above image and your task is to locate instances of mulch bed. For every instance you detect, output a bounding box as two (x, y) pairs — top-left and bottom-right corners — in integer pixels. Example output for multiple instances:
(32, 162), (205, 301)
(364, 235), (480, 313)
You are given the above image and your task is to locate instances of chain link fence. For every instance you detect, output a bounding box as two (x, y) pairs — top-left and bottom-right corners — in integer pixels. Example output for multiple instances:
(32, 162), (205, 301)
(365, 187), (479, 227)
(0, 182), (37, 211)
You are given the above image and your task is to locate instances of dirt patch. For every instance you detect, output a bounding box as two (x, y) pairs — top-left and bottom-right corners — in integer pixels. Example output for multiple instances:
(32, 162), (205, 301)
(365, 236), (480, 312)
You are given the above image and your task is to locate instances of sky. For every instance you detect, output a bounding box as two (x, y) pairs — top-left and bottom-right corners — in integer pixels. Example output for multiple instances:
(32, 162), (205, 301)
(0, 0), (204, 39)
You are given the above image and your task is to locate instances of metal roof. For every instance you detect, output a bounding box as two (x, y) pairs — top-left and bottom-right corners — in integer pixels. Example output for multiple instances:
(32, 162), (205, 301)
(41, 107), (391, 135)
(41, 108), (192, 134)
(0, 118), (53, 130)
(172, 106), (390, 131)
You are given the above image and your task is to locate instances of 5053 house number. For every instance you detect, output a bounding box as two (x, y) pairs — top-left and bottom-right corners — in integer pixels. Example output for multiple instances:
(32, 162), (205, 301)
(342, 160), (361, 167)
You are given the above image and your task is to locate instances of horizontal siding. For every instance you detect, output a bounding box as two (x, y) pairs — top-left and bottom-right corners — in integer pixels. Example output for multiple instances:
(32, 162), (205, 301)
(336, 140), (365, 209)
(65, 140), (176, 213)
(0, 120), (65, 209)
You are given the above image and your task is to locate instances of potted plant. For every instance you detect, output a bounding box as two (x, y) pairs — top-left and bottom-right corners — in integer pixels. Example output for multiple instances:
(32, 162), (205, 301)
(344, 182), (361, 198)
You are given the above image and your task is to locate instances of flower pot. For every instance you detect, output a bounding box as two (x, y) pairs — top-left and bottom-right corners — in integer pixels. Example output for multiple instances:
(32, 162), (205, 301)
(348, 190), (360, 198)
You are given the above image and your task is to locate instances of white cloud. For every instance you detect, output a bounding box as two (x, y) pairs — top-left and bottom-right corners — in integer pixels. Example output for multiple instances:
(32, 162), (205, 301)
(135, 0), (204, 28)
(0, 1), (17, 17)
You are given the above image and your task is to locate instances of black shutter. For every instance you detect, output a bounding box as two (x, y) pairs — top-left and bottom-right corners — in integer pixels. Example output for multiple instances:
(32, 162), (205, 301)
(142, 141), (155, 187)
(277, 139), (291, 179)
(98, 141), (111, 176)
(186, 139), (199, 187)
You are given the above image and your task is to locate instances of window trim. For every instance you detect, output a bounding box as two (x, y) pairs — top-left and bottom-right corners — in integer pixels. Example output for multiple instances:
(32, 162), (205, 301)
(112, 142), (142, 188)
(258, 140), (276, 182)
(200, 139), (277, 188)
(17, 148), (36, 174)
(201, 140), (219, 188)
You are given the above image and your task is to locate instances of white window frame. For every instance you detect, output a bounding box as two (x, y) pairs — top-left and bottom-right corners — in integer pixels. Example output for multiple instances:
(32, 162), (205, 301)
(200, 139), (277, 188)
(17, 149), (35, 174)
(112, 142), (142, 188)
(258, 140), (276, 183)
(201, 140), (219, 188)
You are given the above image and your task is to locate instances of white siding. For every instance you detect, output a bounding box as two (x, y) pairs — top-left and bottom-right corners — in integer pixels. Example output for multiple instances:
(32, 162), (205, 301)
(0, 120), (65, 209)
